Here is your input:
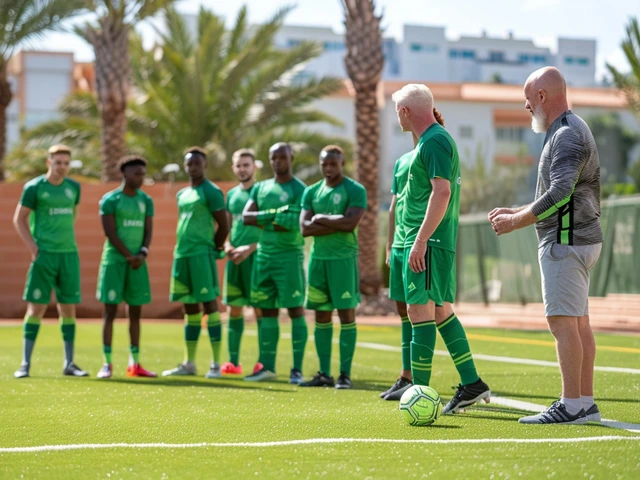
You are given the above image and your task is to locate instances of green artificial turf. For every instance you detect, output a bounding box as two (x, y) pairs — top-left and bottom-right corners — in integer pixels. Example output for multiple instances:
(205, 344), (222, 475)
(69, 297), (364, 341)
(0, 321), (638, 479)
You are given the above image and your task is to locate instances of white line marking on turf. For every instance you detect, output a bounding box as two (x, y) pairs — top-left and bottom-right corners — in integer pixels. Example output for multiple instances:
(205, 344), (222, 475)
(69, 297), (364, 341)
(355, 341), (640, 375)
(490, 396), (640, 434)
(2, 436), (639, 453)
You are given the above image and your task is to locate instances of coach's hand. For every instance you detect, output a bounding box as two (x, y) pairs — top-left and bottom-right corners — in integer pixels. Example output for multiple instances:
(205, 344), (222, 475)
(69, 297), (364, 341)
(488, 207), (514, 223)
(491, 214), (516, 236)
(408, 240), (427, 273)
(231, 245), (252, 265)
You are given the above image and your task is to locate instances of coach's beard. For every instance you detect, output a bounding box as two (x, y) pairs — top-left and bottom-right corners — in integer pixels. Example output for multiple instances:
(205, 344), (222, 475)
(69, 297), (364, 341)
(531, 104), (548, 134)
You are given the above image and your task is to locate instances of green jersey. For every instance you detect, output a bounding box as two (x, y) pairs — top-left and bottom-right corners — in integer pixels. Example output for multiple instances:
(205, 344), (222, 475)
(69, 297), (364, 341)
(174, 180), (226, 258)
(403, 123), (461, 252)
(301, 176), (367, 260)
(390, 152), (413, 249)
(227, 184), (262, 247)
(19, 175), (80, 253)
(99, 187), (154, 264)
(250, 177), (306, 255)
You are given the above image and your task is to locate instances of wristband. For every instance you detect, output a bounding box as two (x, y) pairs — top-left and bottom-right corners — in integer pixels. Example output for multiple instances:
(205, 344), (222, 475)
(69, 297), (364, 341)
(140, 246), (149, 257)
(256, 209), (277, 226)
(214, 248), (226, 260)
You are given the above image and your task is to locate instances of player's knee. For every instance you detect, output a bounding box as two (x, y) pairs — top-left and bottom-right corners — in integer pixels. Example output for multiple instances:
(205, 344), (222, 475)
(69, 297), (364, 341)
(229, 306), (243, 317)
(27, 303), (47, 318)
(396, 301), (408, 317)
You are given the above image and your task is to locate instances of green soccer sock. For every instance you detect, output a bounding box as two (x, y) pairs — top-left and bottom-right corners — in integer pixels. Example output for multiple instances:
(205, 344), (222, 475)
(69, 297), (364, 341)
(60, 317), (76, 364)
(401, 316), (412, 372)
(184, 312), (202, 363)
(22, 315), (41, 365)
(103, 345), (112, 365)
(437, 314), (479, 385)
(260, 317), (279, 372)
(314, 321), (333, 376)
(339, 322), (357, 377)
(411, 321), (436, 386)
(291, 316), (308, 371)
(228, 316), (244, 366)
(129, 345), (139, 366)
(207, 312), (222, 364)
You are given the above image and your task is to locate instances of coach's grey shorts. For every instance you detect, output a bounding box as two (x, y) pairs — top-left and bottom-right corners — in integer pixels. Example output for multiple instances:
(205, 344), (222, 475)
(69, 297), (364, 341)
(538, 242), (602, 317)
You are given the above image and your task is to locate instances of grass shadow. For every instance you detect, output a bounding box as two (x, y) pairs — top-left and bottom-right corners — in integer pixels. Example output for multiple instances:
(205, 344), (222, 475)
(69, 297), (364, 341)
(495, 391), (640, 405)
(105, 377), (294, 393)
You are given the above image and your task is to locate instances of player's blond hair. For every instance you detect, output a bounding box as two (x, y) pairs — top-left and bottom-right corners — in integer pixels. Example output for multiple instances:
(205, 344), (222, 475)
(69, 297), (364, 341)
(48, 144), (71, 157)
(391, 84), (434, 111)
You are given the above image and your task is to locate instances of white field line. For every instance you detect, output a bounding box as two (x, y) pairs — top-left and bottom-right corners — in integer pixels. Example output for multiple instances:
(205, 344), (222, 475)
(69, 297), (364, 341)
(490, 396), (640, 434)
(2, 436), (640, 453)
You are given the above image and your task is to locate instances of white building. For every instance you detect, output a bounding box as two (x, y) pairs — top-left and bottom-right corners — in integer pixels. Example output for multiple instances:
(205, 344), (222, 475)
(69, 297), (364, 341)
(276, 24), (597, 87)
(6, 51), (76, 150)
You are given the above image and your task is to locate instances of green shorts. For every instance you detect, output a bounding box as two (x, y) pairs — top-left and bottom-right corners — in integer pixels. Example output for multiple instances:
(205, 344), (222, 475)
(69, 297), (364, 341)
(97, 261), (151, 306)
(170, 251), (219, 304)
(223, 250), (256, 307)
(23, 251), (81, 304)
(306, 256), (360, 311)
(388, 247), (406, 303)
(403, 246), (456, 306)
(251, 251), (305, 309)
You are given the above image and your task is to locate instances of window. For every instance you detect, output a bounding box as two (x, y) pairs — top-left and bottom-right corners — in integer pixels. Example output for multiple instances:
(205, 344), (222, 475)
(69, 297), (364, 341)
(489, 51), (505, 63)
(449, 49), (474, 59)
(534, 55), (546, 63)
(577, 57), (589, 65)
(565, 56), (574, 65)
(287, 39), (302, 48)
(520, 54), (546, 63)
(411, 43), (439, 53)
(323, 41), (345, 51)
(459, 126), (473, 139)
(496, 127), (526, 142)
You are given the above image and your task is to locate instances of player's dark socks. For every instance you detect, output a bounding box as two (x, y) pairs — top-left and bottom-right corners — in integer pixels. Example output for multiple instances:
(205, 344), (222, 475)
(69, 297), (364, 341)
(260, 317), (279, 372)
(299, 371), (335, 387)
(60, 317), (76, 364)
(291, 316), (308, 371)
(184, 312), (202, 363)
(314, 321), (333, 376)
(410, 321), (436, 386)
(401, 316), (412, 372)
(22, 315), (41, 366)
(207, 312), (222, 364)
(228, 316), (244, 366)
(437, 314), (479, 385)
(339, 322), (356, 377)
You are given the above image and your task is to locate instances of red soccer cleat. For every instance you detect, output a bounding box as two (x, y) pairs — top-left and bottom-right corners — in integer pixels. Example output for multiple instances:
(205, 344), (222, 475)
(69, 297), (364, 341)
(126, 363), (157, 378)
(252, 362), (264, 375)
(221, 362), (243, 375)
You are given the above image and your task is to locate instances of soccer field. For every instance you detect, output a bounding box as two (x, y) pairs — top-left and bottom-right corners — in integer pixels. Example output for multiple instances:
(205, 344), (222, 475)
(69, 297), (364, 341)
(1, 321), (639, 479)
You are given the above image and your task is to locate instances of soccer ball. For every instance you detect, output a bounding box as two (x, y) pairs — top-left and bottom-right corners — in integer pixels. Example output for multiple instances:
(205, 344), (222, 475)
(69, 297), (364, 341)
(399, 385), (442, 426)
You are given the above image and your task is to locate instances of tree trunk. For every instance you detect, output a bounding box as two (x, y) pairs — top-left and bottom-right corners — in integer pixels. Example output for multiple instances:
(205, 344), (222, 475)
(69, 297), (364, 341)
(342, 0), (384, 295)
(0, 63), (13, 182)
(84, 18), (130, 182)
(354, 87), (381, 295)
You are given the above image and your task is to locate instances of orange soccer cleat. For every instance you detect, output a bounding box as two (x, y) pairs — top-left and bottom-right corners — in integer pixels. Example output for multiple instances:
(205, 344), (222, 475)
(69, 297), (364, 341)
(126, 363), (157, 378)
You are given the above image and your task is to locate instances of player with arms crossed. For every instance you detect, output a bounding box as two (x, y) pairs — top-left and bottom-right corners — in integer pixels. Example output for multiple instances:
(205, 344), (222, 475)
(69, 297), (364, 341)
(299, 145), (366, 389)
(242, 142), (308, 383)
(392, 84), (490, 413)
(13, 144), (88, 378)
(96, 155), (155, 379)
(221, 149), (263, 376)
(163, 147), (229, 378)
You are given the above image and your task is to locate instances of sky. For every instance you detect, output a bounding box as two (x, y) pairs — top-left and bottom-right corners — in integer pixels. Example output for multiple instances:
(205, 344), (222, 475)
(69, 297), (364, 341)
(30, 0), (638, 82)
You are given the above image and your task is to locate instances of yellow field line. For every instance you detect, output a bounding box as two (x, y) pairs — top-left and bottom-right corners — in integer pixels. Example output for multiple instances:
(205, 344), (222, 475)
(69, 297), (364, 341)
(467, 333), (640, 354)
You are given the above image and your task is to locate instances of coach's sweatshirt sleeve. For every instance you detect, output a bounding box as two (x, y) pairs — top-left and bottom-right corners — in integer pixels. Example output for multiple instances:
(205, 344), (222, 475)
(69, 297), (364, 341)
(530, 127), (588, 220)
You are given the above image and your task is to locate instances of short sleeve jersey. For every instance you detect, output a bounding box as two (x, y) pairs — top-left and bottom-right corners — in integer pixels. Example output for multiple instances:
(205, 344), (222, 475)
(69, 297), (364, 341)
(301, 176), (367, 260)
(227, 184), (262, 247)
(99, 187), (154, 264)
(403, 123), (461, 252)
(250, 177), (306, 255)
(390, 152), (413, 249)
(174, 180), (226, 258)
(19, 175), (80, 253)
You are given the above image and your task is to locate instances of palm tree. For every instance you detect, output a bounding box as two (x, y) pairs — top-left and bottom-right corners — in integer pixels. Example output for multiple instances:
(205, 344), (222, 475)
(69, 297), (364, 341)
(0, 0), (85, 181)
(128, 6), (350, 181)
(342, 0), (384, 295)
(75, 0), (175, 182)
(607, 17), (640, 116)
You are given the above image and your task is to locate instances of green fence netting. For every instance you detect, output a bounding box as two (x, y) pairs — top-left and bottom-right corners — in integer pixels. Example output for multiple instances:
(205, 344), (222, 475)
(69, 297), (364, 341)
(457, 196), (640, 304)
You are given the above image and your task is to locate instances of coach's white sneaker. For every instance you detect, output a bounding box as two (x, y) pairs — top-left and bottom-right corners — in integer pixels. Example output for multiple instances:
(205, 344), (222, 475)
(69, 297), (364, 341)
(519, 400), (587, 425)
(585, 404), (601, 423)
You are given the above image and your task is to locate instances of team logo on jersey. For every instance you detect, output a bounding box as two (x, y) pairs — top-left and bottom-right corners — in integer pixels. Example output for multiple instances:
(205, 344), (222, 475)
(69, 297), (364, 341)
(65, 188), (74, 199)
(138, 201), (145, 213)
(409, 173), (414, 181)
(33, 289), (42, 300)
(42, 192), (50, 199)
(200, 287), (209, 294)
(279, 191), (289, 203)
(457, 177), (462, 185)
(292, 290), (302, 298)
(407, 282), (416, 291)
(333, 193), (342, 205)
(108, 290), (117, 301)
(341, 291), (352, 299)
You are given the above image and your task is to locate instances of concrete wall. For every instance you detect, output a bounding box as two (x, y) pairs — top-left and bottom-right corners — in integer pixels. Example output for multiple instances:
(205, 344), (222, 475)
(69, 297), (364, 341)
(0, 181), (235, 319)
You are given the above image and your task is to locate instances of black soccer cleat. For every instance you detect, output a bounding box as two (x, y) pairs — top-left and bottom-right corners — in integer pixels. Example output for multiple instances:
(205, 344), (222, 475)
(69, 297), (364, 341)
(442, 377), (490, 414)
(62, 362), (89, 377)
(585, 403), (601, 423)
(380, 376), (412, 399)
(519, 400), (587, 425)
(299, 371), (335, 387)
(335, 372), (353, 390)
